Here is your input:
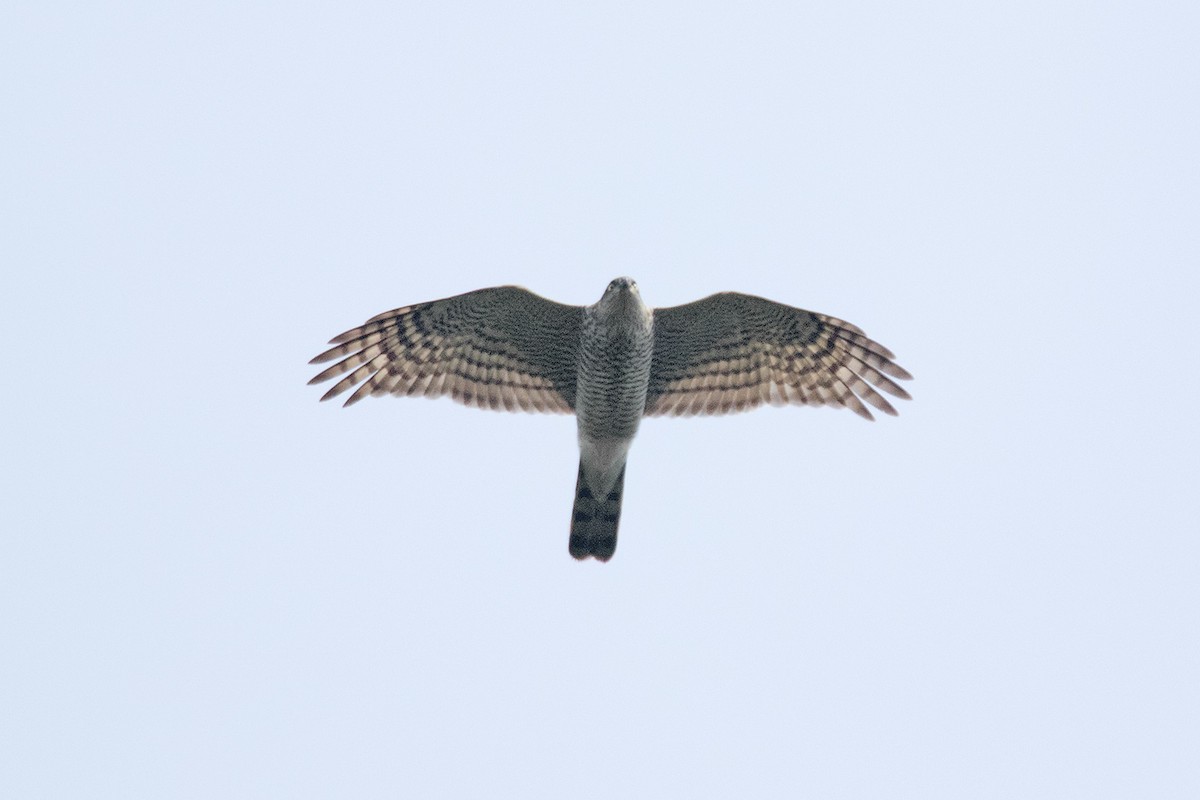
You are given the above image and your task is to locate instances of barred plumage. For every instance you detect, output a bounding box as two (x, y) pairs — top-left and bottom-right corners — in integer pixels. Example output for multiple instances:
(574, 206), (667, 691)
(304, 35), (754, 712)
(309, 286), (582, 413)
(310, 278), (912, 561)
(646, 292), (911, 420)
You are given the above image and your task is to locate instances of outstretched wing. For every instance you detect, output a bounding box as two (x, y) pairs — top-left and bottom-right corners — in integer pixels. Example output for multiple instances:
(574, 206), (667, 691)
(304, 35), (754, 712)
(309, 286), (583, 413)
(646, 292), (911, 420)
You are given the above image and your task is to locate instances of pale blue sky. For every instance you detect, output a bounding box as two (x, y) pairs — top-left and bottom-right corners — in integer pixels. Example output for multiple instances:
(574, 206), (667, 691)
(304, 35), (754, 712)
(3, 2), (1198, 797)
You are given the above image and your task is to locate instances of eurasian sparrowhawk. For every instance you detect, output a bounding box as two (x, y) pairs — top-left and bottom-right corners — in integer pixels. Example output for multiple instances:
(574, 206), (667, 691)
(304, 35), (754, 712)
(309, 279), (911, 561)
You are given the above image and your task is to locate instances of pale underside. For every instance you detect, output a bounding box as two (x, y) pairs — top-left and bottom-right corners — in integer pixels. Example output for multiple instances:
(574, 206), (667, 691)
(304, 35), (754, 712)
(309, 287), (912, 421)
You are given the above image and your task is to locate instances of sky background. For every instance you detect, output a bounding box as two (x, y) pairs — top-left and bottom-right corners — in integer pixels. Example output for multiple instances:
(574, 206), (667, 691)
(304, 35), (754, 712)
(4, 1), (1199, 797)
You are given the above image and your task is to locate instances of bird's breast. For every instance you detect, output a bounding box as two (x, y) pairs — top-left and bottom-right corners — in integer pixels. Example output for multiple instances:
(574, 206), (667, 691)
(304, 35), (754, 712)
(575, 319), (654, 442)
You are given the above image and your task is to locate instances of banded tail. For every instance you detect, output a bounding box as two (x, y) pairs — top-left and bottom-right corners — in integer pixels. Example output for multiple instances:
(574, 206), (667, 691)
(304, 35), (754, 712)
(568, 462), (626, 561)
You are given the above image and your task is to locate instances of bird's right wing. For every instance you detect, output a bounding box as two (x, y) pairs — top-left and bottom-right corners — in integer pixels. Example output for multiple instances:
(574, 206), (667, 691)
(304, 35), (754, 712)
(309, 286), (583, 413)
(646, 292), (911, 420)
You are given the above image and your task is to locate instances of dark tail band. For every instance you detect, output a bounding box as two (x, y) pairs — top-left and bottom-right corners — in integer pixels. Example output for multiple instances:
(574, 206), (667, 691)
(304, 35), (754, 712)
(568, 462), (625, 562)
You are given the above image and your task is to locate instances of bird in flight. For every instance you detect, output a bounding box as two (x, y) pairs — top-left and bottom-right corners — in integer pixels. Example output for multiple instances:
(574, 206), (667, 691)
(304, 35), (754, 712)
(309, 278), (911, 561)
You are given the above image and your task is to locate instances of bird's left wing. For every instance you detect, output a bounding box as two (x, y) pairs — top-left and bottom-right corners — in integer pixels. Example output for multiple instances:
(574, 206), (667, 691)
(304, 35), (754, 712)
(645, 292), (911, 420)
(309, 286), (583, 413)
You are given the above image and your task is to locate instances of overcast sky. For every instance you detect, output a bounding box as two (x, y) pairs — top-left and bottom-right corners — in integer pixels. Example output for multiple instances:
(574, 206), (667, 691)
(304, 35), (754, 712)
(4, 2), (1198, 797)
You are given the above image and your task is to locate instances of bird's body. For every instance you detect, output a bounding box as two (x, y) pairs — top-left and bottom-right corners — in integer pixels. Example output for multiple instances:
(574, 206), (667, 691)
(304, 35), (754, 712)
(309, 278), (911, 561)
(570, 278), (654, 559)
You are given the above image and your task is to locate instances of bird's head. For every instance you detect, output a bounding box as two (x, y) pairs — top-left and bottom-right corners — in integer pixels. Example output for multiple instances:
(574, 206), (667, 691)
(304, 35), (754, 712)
(605, 277), (639, 295)
(595, 277), (650, 326)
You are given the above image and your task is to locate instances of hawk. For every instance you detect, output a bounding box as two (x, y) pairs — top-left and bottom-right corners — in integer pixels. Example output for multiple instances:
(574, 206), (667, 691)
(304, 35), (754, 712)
(309, 278), (911, 561)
